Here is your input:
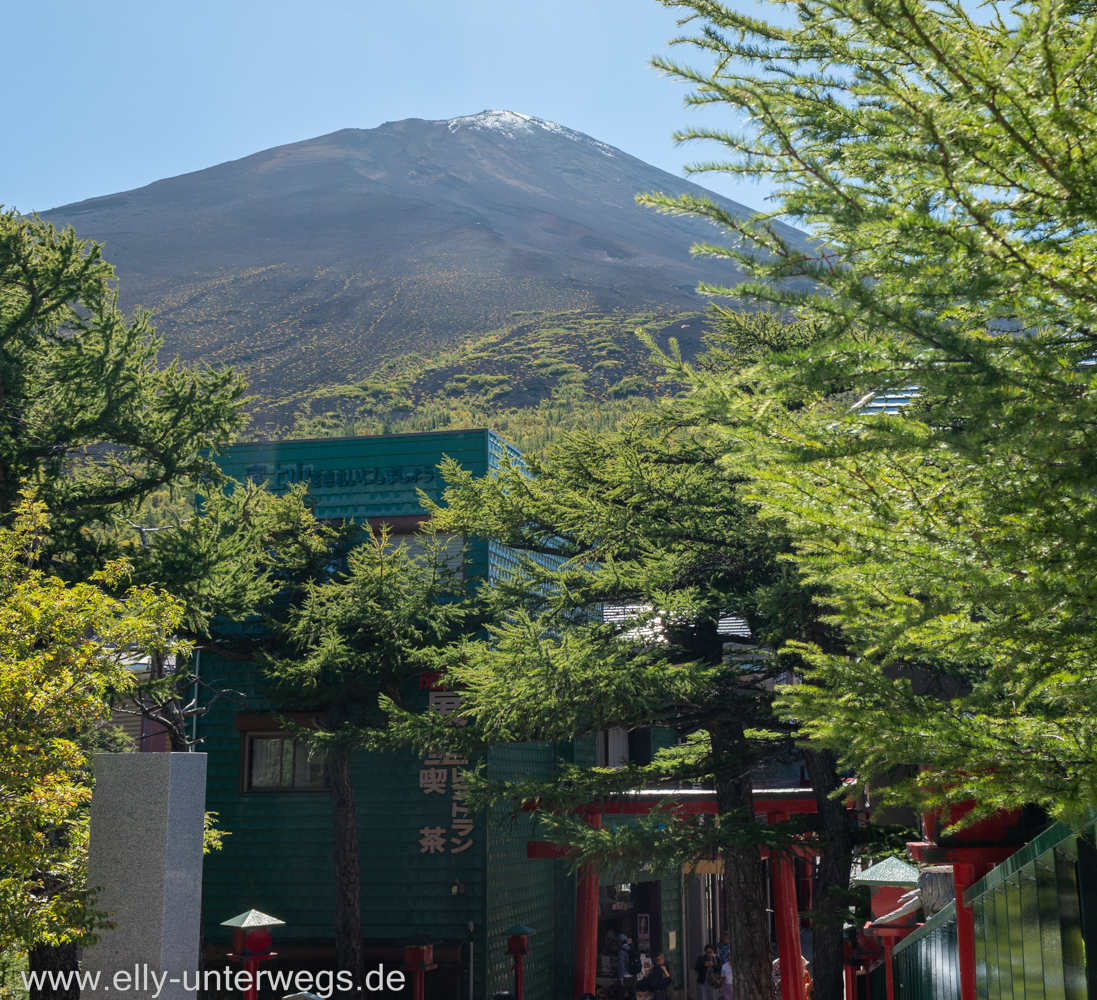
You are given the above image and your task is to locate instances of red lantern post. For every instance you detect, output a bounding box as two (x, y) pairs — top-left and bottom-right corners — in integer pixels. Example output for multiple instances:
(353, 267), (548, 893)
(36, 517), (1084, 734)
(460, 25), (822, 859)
(403, 939), (439, 1000)
(504, 924), (534, 1000)
(850, 857), (920, 1000)
(222, 909), (284, 1000)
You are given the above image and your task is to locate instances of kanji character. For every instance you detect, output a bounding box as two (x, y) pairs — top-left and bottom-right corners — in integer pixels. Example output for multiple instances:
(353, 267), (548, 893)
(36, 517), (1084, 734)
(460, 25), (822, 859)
(450, 837), (474, 854)
(428, 691), (468, 725)
(419, 827), (446, 854)
(419, 768), (448, 794)
(423, 754), (469, 766)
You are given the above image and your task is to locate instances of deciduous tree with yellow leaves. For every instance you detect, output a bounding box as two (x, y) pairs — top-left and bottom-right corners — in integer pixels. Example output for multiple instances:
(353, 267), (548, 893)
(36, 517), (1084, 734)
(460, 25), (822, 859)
(0, 495), (184, 986)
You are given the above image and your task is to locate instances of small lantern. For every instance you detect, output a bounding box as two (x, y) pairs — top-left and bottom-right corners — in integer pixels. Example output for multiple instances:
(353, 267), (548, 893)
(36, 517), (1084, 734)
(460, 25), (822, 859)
(222, 909), (284, 1000)
(503, 924), (534, 1000)
(850, 861), (921, 1000)
(851, 857), (919, 926)
(403, 942), (436, 970)
(505, 923), (534, 957)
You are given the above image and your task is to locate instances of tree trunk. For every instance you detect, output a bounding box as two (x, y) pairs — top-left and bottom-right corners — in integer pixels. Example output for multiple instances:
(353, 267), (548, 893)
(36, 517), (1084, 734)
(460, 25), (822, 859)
(712, 726), (773, 1000)
(27, 942), (79, 1000)
(327, 747), (365, 986)
(804, 749), (854, 1000)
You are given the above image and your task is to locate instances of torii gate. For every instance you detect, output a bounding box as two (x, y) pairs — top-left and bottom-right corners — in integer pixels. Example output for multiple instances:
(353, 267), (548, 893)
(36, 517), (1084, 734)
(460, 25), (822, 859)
(526, 788), (820, 1000)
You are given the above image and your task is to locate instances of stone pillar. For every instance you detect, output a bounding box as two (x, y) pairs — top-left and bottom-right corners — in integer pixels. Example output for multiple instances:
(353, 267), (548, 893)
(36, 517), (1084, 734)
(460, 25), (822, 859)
(83, 753), (207, 1000)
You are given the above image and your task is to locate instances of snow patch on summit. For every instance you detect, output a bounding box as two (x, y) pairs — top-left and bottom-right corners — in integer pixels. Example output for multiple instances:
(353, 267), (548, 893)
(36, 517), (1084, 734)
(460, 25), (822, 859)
(440, 110), (616, 157)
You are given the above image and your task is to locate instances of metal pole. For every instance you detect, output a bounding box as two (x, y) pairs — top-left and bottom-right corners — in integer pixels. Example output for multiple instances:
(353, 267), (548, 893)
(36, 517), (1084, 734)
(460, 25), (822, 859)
(190, 648), (201, 743)
(469, 921), (475, 1000)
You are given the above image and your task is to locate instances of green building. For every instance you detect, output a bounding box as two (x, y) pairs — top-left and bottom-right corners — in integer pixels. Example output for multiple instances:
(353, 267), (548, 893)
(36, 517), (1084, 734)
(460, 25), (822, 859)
(194, 429), (686, 1000)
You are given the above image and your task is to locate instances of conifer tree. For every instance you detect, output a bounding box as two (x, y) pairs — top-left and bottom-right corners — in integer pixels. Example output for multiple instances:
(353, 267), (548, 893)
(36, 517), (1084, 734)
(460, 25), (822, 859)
(0, 209), (247, 571)
(261, 528), (479, 986)
(0, 211), (323, 754)
(637, 0), (1097, 830)
(108, 482), (337, 750)
(377, 404), (869, 1000)
(0, 210), (311, 991)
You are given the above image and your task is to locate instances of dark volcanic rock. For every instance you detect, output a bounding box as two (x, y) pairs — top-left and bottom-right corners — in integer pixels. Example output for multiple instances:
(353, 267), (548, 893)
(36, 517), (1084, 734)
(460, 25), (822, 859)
(43, 111), (807, 399)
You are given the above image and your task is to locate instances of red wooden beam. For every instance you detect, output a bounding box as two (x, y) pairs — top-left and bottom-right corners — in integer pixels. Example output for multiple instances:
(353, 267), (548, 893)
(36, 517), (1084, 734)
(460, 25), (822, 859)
(527, 841), (575, 860)
(521, 790), (819, 818)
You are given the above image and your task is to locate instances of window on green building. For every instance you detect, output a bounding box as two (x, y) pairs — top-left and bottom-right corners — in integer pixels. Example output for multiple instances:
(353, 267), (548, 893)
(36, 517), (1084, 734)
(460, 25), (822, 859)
(245, 734), (326, 791)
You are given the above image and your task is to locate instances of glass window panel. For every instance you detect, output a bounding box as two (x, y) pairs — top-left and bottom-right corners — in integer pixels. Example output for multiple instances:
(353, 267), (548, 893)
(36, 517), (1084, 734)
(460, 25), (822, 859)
(1054, 844), (1086, 1000)
(1035, 852), (1066, 1000)
(948, 912), (960, 1000)
(250, 737), (283, 788)
(928, 927), (938, 1000)
(1005, 875), (1025, 1000)
(995, 884), (1013, 1000)
(280, 738), (294, 787)
(1020, 862), (1045, 1000)
(974, 899), (988, 1000)
(293, 742), (326, 788)
(983, 890), (1001, 1000)
(247, 734), (325, 791)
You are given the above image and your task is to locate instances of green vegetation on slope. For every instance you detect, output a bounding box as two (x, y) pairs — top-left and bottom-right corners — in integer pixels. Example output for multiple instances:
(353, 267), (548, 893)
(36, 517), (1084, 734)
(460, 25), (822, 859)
(288, 393), (661, 456)
(271, 308), (706, 453)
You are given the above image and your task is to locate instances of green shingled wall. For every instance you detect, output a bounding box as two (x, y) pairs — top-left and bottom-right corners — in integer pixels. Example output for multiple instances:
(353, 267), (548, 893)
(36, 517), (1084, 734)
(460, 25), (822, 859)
(658, 876), (685, 988)
(199, 660), (491, 946)
(484, 741), (558, 1000)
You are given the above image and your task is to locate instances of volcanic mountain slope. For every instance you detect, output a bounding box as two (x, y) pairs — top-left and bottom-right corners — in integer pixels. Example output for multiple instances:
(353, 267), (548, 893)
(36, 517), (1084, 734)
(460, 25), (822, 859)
(42, 111), (807, 406)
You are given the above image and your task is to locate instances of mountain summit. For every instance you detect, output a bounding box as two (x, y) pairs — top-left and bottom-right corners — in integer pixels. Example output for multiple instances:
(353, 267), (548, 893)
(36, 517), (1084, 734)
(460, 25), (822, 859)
(43, 112), (804, 401)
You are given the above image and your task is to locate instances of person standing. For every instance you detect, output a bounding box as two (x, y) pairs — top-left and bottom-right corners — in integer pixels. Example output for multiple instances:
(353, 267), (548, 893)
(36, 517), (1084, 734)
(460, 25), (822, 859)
(649, 953), (674, 1000)
(717, 931), (731, 968)
(617, 934), (637, 999)
(720, 953), (734, 1000)
(695, 945), (719, 1000)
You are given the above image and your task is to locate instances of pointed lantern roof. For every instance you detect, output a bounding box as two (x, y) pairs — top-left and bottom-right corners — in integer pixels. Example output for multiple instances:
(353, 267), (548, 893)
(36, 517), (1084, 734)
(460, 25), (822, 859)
(850, 856), (920, 888)
(220, 909), (286, 929)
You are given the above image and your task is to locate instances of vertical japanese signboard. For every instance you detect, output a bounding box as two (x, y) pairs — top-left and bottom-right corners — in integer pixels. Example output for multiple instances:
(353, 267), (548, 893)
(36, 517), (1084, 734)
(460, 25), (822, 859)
(416, 673), (474, 855)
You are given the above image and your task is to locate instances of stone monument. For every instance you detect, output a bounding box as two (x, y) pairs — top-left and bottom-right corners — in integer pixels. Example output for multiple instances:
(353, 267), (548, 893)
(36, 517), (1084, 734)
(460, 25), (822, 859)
(83, 753), (207, 1000)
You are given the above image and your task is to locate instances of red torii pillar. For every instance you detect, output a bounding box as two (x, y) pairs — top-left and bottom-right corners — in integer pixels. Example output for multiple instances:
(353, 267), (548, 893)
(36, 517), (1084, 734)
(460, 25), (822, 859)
(906, 844), (1013, 1000)
(769, 810), (807, 1000)
(574, 811), (602, 999)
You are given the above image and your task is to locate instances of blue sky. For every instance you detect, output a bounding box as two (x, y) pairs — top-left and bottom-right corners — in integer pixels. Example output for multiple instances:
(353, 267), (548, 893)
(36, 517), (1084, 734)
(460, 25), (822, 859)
(7, 0), (775, 214)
